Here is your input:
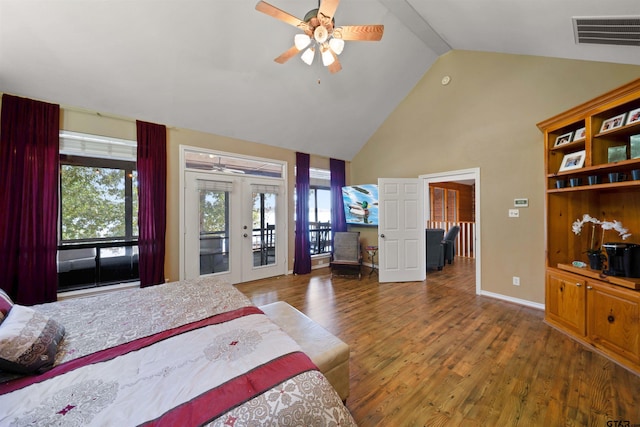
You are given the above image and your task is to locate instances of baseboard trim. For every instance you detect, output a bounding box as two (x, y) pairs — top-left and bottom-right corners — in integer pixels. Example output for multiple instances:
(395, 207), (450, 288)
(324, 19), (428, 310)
(479, 290), (544, 310)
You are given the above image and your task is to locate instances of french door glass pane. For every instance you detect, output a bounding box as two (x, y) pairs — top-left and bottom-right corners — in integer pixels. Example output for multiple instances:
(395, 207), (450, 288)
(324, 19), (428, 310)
(199, 189), (229, 274)
(252, 191), (276, 267)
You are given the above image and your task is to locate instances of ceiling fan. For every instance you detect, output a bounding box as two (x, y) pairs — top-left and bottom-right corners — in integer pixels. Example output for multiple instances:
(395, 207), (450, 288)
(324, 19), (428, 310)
(255, 0), (384, 73)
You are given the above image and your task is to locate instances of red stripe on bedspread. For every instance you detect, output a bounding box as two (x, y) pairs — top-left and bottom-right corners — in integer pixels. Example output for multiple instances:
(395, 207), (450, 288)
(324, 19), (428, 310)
(142, 351), (318, 427)
(0, 306), (263, 395)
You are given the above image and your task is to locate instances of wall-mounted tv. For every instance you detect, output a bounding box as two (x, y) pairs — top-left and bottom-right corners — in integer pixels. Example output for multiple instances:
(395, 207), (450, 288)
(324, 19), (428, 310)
(342, 184), (379, 226)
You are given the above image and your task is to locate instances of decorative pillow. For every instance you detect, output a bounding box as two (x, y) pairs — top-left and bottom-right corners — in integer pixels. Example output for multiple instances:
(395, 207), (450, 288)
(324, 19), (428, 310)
(0, 304), (65, 375)
(0, 288), (13, 324)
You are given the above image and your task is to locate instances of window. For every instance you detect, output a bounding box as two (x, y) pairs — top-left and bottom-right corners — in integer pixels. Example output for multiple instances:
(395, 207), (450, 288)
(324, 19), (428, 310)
(57, 131), (139, 291)
(430, 186), (458, 222)
(309, 168), (332, 255)
(60, 157), (138, 242)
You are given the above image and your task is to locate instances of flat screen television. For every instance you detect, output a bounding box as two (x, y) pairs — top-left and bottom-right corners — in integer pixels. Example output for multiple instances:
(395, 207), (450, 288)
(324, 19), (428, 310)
(342, 184), (379, 226)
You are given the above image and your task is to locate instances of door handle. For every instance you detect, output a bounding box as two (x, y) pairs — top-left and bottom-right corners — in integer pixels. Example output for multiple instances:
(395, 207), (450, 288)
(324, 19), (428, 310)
(380, 234), (385, 238)
(243, 233), (248, 238)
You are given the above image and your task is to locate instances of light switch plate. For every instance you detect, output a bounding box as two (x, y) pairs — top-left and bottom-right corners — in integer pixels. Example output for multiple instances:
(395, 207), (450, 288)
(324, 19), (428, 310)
(509, 209), (519, 218)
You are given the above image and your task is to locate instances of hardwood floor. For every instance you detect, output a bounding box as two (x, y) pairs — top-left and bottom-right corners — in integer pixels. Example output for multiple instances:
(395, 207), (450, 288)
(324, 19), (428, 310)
(235, 258), (640, 426)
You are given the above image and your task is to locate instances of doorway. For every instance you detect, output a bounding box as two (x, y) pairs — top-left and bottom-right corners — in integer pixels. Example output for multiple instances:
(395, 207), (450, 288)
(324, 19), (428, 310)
(180, 148), (287, 283)
(421, 168), (481, 294)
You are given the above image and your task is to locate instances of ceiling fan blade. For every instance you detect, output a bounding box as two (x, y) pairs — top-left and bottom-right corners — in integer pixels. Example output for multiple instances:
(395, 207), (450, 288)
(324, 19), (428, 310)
(317, 0), (340, 23)
(328, 51), (342, 74)
(256, 1), (311, 34)
(274, 45), (301, 64)
(335, 25), (384, 41)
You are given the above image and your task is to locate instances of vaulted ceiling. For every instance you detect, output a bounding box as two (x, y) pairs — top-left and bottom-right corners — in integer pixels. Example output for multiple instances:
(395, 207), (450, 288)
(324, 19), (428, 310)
(1, 1), (639, 160)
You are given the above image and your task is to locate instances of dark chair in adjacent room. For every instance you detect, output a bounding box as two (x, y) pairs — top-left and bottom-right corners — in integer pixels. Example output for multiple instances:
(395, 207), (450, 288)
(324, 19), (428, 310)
(330, 231), (363, 279)
(426, 228), (445, 271)
(442, 225), (461, 265)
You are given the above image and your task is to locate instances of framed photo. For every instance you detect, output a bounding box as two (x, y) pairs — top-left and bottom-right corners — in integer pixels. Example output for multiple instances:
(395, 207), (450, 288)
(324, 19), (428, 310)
(573, 127), (586, 141)
(631, 134), (640, 159)
(554, 132), (573, 147)
(558, 150), (586, 172)
(607, 145), (627, 163)
(626, 107), (640, 125)
(600, 113), (626, 133)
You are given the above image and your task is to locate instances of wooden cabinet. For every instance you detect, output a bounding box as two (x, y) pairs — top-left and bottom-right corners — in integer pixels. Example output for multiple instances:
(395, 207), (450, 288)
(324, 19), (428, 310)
(538, 79), (640, 375)
(587, 280), (640, 365)
(546, 269), (586, 336)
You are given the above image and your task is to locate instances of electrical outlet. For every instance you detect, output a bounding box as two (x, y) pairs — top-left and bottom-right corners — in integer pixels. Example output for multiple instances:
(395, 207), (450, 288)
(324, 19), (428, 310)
(513, 276), (520, 286)
(509, 209), (519, 218)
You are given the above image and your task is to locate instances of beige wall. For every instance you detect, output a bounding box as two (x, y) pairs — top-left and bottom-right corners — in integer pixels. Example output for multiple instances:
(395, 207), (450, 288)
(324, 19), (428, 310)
(350, 50), (640, 304)
(57, 108), (339, 282)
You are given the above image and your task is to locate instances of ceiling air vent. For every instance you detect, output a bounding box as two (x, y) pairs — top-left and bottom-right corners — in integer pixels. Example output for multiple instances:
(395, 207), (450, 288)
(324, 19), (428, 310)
(573, 16), (640, 46)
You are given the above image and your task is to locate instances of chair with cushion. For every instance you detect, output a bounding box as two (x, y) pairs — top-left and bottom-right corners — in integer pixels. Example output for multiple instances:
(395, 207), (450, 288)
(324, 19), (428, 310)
(426, 228), (445, 271)
(442, 225), (461, 264)
(330, 231), (363, 279)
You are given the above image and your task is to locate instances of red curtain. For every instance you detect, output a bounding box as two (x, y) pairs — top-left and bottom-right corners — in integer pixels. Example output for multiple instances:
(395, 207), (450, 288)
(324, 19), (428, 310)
(0, 94), (60, 304)
(293, 152), (311, 274)
(136, 120), (167, 287)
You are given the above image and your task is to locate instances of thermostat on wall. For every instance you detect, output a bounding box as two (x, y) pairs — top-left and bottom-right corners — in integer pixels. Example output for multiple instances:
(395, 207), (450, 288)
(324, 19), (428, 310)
(514, 198), (529, 208)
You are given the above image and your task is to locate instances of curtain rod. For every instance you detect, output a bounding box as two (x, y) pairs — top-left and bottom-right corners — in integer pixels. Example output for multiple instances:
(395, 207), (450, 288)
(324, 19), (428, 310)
(61, 104), (175, 129)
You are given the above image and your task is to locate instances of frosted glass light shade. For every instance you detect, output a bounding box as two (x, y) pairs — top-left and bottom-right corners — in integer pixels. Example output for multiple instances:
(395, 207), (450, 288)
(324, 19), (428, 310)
(294, 34), (311, 50)
(321, 48), (335, 66)
(329, 38), (344, 55)
(301, 47), (315, 65)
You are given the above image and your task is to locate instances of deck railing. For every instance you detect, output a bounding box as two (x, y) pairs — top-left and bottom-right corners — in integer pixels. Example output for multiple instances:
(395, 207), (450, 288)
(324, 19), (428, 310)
(426, 220), (476, 259)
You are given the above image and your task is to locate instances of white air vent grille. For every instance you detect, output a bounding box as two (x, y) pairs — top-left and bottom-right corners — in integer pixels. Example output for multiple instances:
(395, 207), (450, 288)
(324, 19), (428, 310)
(573, 17), (640, 46)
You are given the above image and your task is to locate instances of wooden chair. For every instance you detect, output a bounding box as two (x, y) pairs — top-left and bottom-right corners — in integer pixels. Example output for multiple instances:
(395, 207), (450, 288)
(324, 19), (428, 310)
(330, 231), (363, 279)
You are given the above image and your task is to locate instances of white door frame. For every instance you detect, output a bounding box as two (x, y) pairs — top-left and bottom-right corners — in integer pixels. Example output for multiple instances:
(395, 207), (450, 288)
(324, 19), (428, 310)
(179, 145), (288, 282)
(420, 168), (481, 295)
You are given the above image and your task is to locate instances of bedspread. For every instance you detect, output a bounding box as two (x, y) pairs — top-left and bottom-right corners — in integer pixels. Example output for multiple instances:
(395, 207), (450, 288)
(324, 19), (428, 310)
(0, 277), (356, 426)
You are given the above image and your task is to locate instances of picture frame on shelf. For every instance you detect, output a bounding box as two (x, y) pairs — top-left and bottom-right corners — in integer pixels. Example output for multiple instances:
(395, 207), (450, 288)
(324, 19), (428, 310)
(607, 145), (627, 163)
(627, 107), (640, 125)
(554, 131), (573, 147)
(600, 113), (627, 132)
(573, 127), (586, 141)
(631, 134), (640, 159)
(558, 150), (586, 172)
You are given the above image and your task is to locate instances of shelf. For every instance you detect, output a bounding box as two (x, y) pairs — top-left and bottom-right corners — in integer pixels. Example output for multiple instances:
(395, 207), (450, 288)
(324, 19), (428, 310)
(557, 263), (640, 290)
(594, 120), (640, 139)
(547, 157), (640, 178)
(550, 139), (585, 152)
(547, 180), (640, 193)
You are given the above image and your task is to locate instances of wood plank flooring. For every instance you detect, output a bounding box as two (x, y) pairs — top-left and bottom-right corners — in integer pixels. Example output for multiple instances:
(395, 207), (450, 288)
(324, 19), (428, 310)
(235, 258), (640, 426)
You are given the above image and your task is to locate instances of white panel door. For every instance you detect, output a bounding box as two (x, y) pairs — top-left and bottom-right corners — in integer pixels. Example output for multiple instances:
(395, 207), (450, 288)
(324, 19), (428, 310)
(378, 178), (425, 283)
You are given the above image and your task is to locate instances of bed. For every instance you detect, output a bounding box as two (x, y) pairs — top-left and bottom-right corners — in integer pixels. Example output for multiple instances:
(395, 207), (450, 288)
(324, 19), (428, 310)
(0, 277), (356, 426)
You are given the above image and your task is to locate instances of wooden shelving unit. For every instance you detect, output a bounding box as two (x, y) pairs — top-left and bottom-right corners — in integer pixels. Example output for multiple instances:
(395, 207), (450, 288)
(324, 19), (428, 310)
(538, 78), (640, 375)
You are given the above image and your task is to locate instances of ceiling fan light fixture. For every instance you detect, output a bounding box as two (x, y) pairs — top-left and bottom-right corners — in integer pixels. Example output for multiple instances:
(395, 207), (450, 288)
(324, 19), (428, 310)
(301, 47), (315, 65)
(329, 37), (344, 55)
(321, 46), (335, 66)
(294, 34), (311, 50)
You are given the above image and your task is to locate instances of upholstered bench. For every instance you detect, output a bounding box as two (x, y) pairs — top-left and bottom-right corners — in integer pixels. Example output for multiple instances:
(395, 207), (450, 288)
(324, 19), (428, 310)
(260, 301), (350, 401)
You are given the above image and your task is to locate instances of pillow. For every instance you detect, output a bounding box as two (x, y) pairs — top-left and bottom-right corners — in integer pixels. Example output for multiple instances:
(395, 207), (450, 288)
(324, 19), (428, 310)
(0, 288), (13, 324)
(0, 304), (65, 375)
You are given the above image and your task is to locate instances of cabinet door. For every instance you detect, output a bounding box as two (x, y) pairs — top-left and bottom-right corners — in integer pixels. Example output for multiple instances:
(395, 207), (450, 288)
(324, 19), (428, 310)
(587, 282), (640, 364)
(546, 269), (586, 335)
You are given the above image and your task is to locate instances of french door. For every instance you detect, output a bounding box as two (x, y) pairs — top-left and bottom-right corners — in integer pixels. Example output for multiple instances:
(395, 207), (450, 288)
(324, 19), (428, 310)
(184, 171), (285, 283)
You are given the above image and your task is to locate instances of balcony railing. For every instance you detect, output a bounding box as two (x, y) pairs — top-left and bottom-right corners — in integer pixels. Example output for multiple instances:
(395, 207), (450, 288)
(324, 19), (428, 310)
(310, 222), (331, 255)
(57, 240), (139, 292)
(426, 221), (476, 259)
